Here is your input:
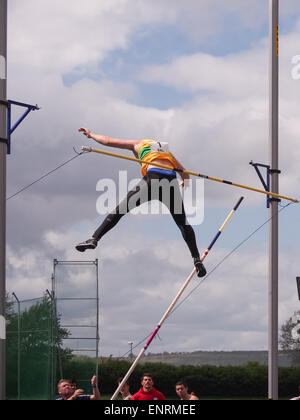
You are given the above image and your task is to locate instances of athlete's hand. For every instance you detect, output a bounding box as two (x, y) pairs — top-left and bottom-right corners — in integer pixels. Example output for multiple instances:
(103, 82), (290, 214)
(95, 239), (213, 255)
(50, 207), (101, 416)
(78, 127), (92, 138)
(180, 172), (190, 189)
(180, 179), (190, 189)
(91, 375), (98, 387)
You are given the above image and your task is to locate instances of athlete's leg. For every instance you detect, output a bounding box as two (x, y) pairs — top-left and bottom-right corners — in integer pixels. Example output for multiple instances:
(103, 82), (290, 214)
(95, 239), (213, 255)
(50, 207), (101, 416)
(157, 175), (206, 277)
(163, 179), (199, 257)
(76, 177), (150, 252)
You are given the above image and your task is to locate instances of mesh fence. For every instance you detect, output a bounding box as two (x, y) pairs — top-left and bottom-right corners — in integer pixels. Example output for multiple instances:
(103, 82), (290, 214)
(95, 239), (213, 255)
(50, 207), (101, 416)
(6, 296), (52, 400)
(5, 260), (99, 400)
(52, 260), (99, 395)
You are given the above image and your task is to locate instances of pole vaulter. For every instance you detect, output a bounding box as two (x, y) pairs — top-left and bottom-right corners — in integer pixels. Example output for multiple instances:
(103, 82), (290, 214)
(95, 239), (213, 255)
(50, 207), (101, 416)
(81, 146), (298, 204)
(110, 196), (244, 401)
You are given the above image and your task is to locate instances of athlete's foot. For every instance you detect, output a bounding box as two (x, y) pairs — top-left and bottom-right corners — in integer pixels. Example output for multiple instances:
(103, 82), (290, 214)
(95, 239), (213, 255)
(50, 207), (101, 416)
(76, 238), (97, 252)
(194, 257), (207, 278)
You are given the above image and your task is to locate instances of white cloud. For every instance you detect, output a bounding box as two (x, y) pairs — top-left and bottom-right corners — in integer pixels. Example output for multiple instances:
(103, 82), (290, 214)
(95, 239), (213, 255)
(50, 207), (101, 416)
(7, 245), (51, 297)
(138, 43), (268, 99)
(135, 22), (300, 204)
(5, 0), (300, 356)
(8, 219), (300, 355)
(11, 0), (299, 78)
(8, 0), (137, 74)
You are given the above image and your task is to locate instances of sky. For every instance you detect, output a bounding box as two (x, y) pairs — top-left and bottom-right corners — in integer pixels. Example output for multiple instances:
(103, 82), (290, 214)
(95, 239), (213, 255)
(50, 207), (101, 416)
(5, 0), (300, 358)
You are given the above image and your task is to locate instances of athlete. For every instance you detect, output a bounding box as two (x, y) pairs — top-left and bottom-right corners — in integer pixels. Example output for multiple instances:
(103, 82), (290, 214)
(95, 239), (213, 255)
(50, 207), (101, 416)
(131, 373), (165, 401)
(75, 128), (206, 277)
(175, 381), (199, 401)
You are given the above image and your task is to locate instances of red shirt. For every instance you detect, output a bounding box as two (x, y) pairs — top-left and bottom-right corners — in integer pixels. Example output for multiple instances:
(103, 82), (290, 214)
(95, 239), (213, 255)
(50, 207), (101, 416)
(131, 387), (166, 401)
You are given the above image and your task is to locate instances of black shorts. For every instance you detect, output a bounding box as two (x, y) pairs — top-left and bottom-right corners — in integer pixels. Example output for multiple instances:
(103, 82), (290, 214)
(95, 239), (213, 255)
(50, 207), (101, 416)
(93, 170), (200, 258)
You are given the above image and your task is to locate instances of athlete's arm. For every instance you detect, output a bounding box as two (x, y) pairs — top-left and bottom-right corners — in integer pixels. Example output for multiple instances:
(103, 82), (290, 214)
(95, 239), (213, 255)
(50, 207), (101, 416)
(171, 154), (190, 186)
(78, 127), (140, 151)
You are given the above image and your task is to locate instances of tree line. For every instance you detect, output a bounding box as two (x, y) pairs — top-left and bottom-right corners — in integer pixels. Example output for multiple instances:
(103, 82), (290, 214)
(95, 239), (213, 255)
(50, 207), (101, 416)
(5, 294), (300, 399)
(63, 356), (300, 399)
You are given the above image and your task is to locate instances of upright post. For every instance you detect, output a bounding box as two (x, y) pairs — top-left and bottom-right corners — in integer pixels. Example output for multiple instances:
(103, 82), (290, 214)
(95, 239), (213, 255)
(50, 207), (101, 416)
(12, 293), (20, 400)
(297, 277), (300, 301)
(0, 0), (7, 401)
(268, 0), (279, 400)
(95, 259), (100, 381)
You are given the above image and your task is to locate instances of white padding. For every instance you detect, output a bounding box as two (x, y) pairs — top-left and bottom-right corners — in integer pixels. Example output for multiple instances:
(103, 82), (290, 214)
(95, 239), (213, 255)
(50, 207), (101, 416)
(81, 145), (92, 152)
(150, 141), (169, 154)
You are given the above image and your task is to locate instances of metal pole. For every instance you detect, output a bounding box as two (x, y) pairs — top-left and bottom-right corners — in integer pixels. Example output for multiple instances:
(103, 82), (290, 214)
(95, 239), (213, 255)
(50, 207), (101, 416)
(12, 293), (20, 400)
(111, 197), (244, 400)
(111, 269), (197, 401)
(268, 0), (279, 400)
(52, 260), (63, 381)
(81, 146), (298, 203)
(296, 277), (300, 301)
(128, 341), (133, 359)
(46, 288), (54, 399)
(95, 259), (99, 381)
(0, 0), (7, 401)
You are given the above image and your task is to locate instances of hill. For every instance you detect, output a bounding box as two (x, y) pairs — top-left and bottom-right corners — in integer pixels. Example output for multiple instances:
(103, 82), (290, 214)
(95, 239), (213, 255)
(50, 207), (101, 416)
(136, 350), (294, 367)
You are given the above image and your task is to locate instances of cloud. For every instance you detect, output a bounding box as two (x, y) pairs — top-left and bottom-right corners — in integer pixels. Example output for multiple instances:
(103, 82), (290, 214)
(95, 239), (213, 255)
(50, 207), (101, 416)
(138, 42), (268, 98)
(11, 0), (299, 79)
(7, 215), (299, 355)
(5, 0), (300, 356)
(8, 0), (138, 75)
(136, 23), (300, 204)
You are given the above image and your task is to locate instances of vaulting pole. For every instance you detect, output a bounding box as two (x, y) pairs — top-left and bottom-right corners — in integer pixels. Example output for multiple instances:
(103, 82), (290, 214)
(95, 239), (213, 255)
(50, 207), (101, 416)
(268, 0), (279, 400)
(0, 0), (7, 401)
(110, 197), (244, 401)
(81, 146), (298, 204)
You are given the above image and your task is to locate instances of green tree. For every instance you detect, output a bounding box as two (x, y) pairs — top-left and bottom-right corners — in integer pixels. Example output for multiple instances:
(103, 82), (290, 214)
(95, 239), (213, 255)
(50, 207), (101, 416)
(279, 310), (300, 365)
(6, 293), (71, 399)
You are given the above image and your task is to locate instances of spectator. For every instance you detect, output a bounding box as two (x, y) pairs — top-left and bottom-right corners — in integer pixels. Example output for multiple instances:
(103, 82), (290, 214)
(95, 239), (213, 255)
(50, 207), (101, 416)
(290, 385), (300, 400)
(175, 381), (199, 400)
(117, 377), (132, 400)
(56, 376), (100, 400)
(131, 373), (166, 400)
(56, 379), (73, 400)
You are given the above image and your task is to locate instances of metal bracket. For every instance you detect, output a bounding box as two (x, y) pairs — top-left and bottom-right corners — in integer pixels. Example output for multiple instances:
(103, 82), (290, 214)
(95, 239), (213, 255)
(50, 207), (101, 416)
(0, 99), (9, 107)
(5, 99), (40, 154)
(269, 168), (281, 175)
(249, 161), (281, 208)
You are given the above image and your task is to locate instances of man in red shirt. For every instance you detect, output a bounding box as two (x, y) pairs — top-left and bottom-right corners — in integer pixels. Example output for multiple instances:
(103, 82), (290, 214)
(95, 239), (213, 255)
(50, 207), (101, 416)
(131, 373), (166, 401)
